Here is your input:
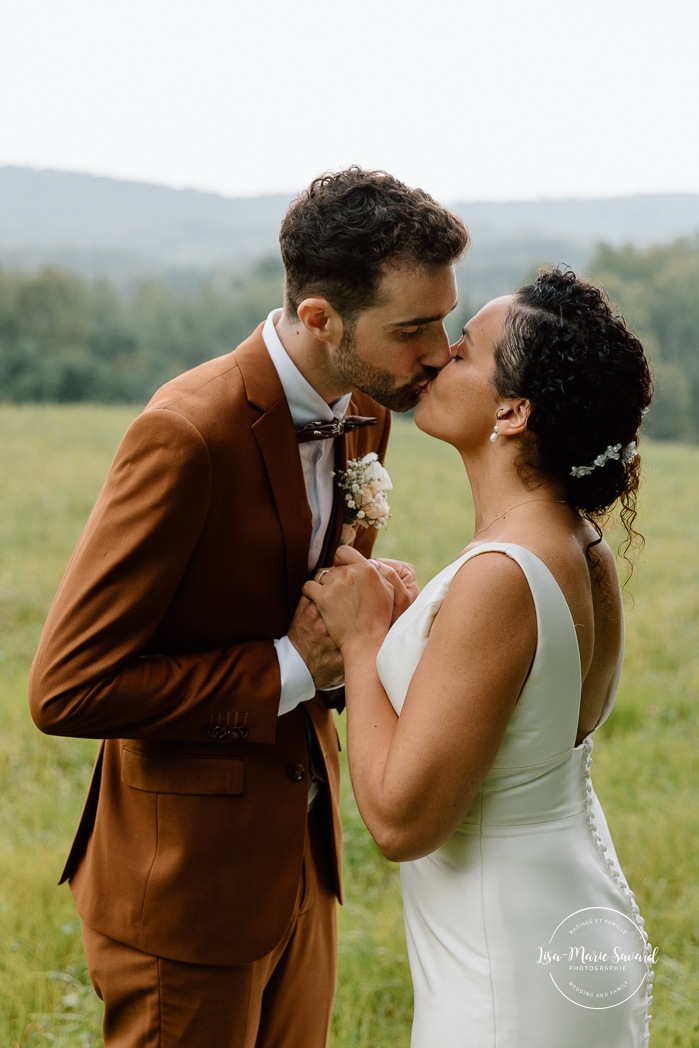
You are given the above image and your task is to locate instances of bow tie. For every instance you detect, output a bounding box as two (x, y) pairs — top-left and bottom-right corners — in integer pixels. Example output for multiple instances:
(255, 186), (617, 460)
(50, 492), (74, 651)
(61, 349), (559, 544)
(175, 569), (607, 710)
(296, 415), (377, 443)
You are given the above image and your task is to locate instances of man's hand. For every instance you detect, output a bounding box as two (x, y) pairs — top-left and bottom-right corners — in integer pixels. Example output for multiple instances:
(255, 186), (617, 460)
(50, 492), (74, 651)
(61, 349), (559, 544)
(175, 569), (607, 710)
(288, 594), (344, 690)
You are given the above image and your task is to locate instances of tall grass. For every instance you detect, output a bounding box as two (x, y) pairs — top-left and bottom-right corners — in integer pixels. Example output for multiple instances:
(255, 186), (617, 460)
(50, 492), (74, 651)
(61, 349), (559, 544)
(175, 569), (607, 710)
(1, 406), (697, 1046)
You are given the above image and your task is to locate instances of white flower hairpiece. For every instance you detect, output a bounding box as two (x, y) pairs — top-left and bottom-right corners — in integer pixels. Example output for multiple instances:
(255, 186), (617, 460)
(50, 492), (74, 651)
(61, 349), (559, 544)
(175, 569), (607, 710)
(335, 452), (392, 543)
(569, 441), (638, 479)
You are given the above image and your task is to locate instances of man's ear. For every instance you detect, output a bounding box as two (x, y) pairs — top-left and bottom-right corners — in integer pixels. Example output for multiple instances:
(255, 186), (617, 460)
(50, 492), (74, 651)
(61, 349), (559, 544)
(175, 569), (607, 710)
(297, 297), (344, 345)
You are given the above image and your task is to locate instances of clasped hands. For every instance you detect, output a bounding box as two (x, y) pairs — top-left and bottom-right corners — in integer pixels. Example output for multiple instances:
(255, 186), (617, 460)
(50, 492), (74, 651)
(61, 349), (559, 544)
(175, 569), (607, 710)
(288, 549), (418, 691)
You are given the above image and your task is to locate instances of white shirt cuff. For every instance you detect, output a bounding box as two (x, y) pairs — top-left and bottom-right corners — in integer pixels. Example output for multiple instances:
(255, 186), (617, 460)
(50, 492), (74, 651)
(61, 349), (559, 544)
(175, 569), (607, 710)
(274, 635), (316, 716)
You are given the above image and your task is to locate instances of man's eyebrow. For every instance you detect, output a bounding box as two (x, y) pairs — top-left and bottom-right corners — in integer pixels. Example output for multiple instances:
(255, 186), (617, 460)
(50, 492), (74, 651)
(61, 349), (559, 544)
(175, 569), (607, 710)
(461, 326), (474, 343)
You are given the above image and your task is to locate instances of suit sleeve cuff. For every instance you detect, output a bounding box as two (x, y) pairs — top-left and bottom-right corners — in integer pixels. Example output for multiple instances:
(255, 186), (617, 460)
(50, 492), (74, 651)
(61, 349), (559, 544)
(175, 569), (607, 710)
(274, 635), (316, 716)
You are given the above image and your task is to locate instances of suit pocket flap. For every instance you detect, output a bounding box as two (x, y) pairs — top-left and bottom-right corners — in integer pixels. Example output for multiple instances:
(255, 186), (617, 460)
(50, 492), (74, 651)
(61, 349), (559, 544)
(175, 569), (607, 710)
(121, 746), (244, 795)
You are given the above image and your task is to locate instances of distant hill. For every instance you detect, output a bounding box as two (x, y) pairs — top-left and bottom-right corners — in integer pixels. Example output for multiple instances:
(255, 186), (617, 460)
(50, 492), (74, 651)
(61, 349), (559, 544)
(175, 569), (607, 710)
(2, 165), (699, 300)
(454, 193), (699, 246)
(0, 165), (289, 272)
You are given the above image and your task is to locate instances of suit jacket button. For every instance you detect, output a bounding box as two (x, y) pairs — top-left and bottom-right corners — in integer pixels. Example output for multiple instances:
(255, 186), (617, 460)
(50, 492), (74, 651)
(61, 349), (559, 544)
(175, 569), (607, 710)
(287, 763), (306, 781)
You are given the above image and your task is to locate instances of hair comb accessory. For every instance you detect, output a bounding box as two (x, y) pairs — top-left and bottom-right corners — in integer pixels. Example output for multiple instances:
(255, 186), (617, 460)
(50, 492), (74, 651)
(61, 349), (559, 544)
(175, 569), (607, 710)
(569, 441), (637, 479)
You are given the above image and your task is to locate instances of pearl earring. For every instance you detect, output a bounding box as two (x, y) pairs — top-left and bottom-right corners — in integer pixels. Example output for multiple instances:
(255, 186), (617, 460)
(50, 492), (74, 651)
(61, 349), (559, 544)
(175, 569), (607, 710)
(490, 408), (505, 444)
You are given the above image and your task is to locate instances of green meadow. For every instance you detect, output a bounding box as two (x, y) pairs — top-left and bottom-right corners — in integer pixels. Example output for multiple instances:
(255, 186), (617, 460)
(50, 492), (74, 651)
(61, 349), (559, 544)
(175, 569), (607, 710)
(1, 404), (697, 1047)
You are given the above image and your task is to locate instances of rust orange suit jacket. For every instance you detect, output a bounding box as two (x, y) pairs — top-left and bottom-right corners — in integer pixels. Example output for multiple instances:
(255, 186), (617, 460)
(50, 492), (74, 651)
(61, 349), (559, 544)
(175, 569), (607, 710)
(28, 325), (391, 967)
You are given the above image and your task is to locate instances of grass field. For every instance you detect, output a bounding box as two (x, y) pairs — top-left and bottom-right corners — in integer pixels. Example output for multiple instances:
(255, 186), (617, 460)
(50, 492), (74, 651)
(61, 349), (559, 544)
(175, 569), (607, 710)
(1, 404), (697, 1046)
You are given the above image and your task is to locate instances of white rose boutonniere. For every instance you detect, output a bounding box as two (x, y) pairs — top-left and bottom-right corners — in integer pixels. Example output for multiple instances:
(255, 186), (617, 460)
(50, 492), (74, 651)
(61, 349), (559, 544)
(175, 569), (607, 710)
(335, 452), (392, 546)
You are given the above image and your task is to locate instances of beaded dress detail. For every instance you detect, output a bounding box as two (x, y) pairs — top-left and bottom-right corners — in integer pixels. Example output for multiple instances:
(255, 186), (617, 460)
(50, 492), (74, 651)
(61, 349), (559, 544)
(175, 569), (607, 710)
(376, 543), (652, 1048)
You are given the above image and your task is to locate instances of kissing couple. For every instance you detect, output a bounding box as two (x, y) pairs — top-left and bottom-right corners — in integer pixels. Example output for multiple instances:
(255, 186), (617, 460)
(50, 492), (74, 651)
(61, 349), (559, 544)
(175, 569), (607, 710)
(31, 167), (652, 1047)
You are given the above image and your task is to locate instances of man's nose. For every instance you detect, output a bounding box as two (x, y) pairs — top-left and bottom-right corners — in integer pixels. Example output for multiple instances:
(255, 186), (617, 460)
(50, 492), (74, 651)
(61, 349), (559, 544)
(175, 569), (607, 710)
(419, 325), (452, 370)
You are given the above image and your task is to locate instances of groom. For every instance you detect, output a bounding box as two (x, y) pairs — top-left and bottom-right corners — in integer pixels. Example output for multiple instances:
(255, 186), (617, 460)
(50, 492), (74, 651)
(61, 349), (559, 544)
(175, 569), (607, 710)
(29, 167), (469, 1047)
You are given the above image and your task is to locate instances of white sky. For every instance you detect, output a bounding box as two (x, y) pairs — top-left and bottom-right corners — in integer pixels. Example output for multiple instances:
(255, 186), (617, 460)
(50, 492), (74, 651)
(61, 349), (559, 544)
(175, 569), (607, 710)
(1, 0), (697, 204)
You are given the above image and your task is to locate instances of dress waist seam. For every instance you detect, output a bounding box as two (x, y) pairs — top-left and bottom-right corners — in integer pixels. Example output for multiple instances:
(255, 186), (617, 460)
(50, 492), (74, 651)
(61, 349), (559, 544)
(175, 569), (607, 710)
(464, 806), (588, 833)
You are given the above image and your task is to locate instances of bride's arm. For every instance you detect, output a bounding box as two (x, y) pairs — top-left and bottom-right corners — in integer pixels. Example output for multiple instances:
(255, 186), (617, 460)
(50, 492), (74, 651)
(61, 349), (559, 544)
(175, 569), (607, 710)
(304, 548), (537, 862)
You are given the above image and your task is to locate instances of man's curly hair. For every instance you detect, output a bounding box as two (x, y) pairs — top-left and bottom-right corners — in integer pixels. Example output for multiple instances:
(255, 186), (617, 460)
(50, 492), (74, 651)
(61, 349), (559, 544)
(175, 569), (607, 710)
(279, 167), (469, 321)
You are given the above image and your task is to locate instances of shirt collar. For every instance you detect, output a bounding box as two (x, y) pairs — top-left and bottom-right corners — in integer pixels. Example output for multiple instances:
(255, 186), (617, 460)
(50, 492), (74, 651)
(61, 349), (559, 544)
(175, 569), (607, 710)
(262, 308), (350, 427)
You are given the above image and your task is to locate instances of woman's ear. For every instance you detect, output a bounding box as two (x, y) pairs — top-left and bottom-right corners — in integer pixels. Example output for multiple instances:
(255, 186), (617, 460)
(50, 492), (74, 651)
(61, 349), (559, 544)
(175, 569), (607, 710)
(497, 398), (531, 436)
(510, 398), (531, 433)
(297, 297), (344, 345)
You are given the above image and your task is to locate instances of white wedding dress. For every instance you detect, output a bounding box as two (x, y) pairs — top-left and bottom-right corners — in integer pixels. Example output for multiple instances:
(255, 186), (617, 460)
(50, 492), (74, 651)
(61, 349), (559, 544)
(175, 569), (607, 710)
(376, 543), (652, 1047)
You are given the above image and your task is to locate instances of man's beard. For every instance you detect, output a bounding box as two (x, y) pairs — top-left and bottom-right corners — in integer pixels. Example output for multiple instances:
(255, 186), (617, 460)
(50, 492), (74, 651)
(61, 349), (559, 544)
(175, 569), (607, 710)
(334, 329), (436, 413)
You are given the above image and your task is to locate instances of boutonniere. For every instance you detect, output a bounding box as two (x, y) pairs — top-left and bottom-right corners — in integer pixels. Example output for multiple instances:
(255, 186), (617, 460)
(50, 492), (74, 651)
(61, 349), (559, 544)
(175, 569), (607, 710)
(335, 452), (392, 546)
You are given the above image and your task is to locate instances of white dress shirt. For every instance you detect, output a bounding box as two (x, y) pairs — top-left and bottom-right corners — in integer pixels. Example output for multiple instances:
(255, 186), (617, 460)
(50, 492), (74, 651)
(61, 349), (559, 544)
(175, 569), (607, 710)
(262, 309), (350, 716)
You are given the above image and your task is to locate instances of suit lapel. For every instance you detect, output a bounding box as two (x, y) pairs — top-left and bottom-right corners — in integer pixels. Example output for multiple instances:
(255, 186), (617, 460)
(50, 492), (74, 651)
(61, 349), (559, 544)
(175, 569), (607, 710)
(234, 331), (383, 595)
(235, 331), (312, 611)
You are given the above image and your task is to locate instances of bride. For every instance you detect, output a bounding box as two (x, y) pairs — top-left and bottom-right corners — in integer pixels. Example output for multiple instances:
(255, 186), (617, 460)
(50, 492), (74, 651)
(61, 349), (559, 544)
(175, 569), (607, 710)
(305, 268), (654, 1047)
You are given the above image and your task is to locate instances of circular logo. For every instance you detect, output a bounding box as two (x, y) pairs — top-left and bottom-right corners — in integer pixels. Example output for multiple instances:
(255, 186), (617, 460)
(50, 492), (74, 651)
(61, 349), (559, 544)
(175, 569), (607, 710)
(538, 906), (650, 1009)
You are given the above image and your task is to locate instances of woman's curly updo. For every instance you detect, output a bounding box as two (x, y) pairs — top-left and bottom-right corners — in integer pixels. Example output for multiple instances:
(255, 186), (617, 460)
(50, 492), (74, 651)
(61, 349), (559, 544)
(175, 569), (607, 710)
(493, 268), (653, 554)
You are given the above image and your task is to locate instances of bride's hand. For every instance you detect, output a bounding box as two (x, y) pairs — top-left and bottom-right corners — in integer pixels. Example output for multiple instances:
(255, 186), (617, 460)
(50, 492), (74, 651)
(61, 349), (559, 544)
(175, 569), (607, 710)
(302, 546), (393, 652)
(368, 558), (418, 622)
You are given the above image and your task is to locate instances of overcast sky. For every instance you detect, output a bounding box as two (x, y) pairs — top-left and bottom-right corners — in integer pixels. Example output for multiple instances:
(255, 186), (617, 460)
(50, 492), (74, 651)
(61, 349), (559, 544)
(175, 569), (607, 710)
(2, 0), (697, 204)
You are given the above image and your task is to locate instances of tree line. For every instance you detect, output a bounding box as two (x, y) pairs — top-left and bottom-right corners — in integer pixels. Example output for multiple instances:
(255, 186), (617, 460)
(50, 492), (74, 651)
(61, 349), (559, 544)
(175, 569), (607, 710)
(0, 257), (286, 405)
(588, 238), (698, 442)
(1, 238), (697, 442)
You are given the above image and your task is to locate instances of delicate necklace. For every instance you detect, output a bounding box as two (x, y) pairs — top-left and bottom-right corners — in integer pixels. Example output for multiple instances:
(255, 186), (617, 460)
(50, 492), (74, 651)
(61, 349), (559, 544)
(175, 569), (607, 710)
(473, 498), (568, 539)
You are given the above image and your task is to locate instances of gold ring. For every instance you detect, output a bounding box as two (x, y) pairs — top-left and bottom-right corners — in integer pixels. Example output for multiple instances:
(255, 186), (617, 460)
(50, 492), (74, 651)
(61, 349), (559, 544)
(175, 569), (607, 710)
(317, 569), (331, 584)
